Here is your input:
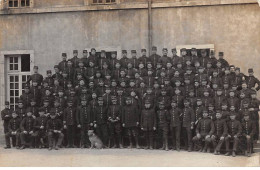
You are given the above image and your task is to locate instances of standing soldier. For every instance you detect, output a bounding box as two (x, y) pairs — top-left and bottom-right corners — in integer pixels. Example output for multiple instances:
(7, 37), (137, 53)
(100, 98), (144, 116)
(218, 52), (229, 68)
(249, 90), (260, 141)
(76, 99), (93, 148)
(20, 85), (33, 108)
(246, 68), (260, 91)
(110, 51), (118, 70)
(27, 66), (43, 86)
(211, 111), (227, 155)
(168, 100), (182, 151)
(224, 112), (242, 157)
(159, 48), (171, 67)
(192, 110), (214, 153)
(122, 97), (140, 149)
(181, 99), (195, 152)
(47, 111), (64, 150)
(71, 50), (80, 68)
(108, 96), (123, 148)
(4, 111), (21, 149)
(138, 49), (150, 68)
(63, 100), (77, 148)
(44, 70), (54, 87)
(141, 100), (156, 149)
(120, 50), (129, 69)
(149, 46), (160, 68)
(87, 48), (98, 66)
(52, 65), (63, 81)
(93, 97), (109, 147)
(156, 102), (169, 151)
(58, 53), (68, 72)
(130, 50), (139, 70)
(171, 48), (179, 67)
(82, 50), (88, 66)
(1, 101), (12, 144)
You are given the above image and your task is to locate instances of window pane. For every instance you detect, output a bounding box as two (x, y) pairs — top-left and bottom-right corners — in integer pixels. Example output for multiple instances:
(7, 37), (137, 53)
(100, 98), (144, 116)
(14, 0), (18, 7)
(93, 0), (97, 3)
(10, 57), (13, 63)
(10, 97), (14, 103)
(9, 0), (13, 7)
(10, 76), (14, 82)
(10, 90), (14, 96)
(21, 0), (25, 6)
(10, 83), (14, 89)
(26, 0), (30, 6)
(14, 57), (18, 63)
(10, 64), (13, 70)
(14, 64), (18, 70)
(15, 90), (19, 96)
(21, 54), (30, 72)
(15, 97), (19, 103)
(15, 83), (19, 89)
(22, 75), (26, 81)
(15, 76), (19, 82)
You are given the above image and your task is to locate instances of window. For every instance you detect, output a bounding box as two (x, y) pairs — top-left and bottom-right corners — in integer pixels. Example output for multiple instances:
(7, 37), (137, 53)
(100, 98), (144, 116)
(8, 0), (30, 8)
(92, 0), (116, 4)
(8, 0), (18, 8)
(6, 54), (31, 110)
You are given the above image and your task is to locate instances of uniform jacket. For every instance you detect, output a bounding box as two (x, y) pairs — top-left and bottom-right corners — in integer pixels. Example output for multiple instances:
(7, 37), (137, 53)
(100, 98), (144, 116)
(226, 119), (242, 136)
(168, 107), (182, 127)
(20, 116), (35, 132)
(122, 104), (139, 128)
(8, 118), (21, 132)
(213, 118), (227, 137)
(76, 106), (93, 125)
(196, 117), (214, 136)
(63, 107), (77, 126)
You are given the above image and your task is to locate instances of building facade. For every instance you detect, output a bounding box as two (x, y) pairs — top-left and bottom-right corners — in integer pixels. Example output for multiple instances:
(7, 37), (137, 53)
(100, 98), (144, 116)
(0, 0), (260, 142)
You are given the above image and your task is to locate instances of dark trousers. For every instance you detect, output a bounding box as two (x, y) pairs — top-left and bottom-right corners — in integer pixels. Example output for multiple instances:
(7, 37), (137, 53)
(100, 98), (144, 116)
(20, 132), (34, 146)
(170, 125), (181, 149)
(253, 111), (259, 140)
(48, 131), (64, 147)
(211, 135), (225, 152)
(95, 123), (109, 146)
(80, 124), (91, 147)
(182, 126), (192, 149)
(108, 122), (122, 146)
(192, 134), (212, 149)
(225, 136), (239, 152)
(157, 125), (168, 148)
(67, 125), (75, 146)
(5, 132), (20, 147)
(32, 130), (46, 147)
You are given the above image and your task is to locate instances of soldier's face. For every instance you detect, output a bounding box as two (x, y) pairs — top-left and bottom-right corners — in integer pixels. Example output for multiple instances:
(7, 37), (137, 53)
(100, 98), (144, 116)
(244, 116), (250, 121)
(105, 89), (111, 94)
(25, 89), (29, 93)
(50, 115), (56, 119)
(229, 92), (234, 97)
(207, 64), (212, 68)
(79, 62), (84, 67)
(172, 51), (177, 55)
(62, 56), (67, 61)
(201, 81), (207, 86)
(251, 94), (256, 99)
(68, 61), (73, 66)
(33, 82), (37, 86)
(171, 103), (177, 107)
(27, 112), (32, 117)
(126, 100), (131, 105)
(73, 52), (78, 57)
(30, 102), (36, 106)
(112, 54), (116, 58)
(157, 64), (162, 69)
(147, 89), (152, 94)
(166, 63), (172, 68)
(81, 101), (87, 106)
(230, 107), (235, 111)
(194, 82), (199, 87)
(145, 104), (151, 108)
(230, 115), (236, 120)
(68, 103), (73, 107)
(153, 84), (159, 88)
(117, 91), (123, 95)
(39, 112), (44, 117)
(18, 103), (23, 108)
(217, 62), (221, 67)
(127, 64), (132, 69)
(191, 51), (196, 55)
(5, 105), (9, 109)
(162, 50), (167, 56)
(177, 64), (182, 68)
(222, 105), (227, 110)
(12, 113), (17, 118)
(195, 62), (200, 67)
(140, 83), (145, 87)
(43, 102), (49, 107)
(152, 49), (157, 54)
(186, 61), (191, 65)
(217, 91), (222, 95)
(115, 63), (120, 68)
(213, 84), (218, 89)
(243, 103), (249, 108)
(54, 102), (60, 107)
(122, 53), (127, 57)
(201, 52), (207, 57)
(92, 93), (97, 98)
(91, 50), (96, 55)
(189, 92), (194, 97)
(139, 64), (144, 69)
(209, 106), (214, 111)
(249, 72), (254, 76)
(184, 102), (189, 107)
(67, 84), (72, 88)
(33, 68), (38, 73)
(216, 113), (222, 119)
(240, 93), (245, 98)
(120, 82), (126, 87)
(83, 52), (88, 57)
(204, 92), (209, 96)
(203, 113), (208, 118)
(141, 51), (146, 56)
(181, 51), (186, 56)
(197, 101), (202, 106)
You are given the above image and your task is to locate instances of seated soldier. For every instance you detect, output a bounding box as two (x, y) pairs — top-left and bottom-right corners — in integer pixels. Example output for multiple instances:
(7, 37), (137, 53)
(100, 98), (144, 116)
(192, 110), (214, 153)
(33, 108), (48, 148)
(20, 108), (36, 149)
(241, 112), (256, 157)
(4, 111), (21, 149)
(211, 110), (227, 155)
(224, 112), (242, 157)
(47, 111), (64, 150)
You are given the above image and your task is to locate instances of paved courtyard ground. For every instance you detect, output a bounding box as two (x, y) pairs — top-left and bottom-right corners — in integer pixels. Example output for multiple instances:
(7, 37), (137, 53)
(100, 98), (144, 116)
(0, 148), (259, 167)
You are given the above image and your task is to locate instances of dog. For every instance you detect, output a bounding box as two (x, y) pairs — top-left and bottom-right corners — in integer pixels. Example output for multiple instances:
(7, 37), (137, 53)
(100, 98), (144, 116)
(88, 130), (103, 149)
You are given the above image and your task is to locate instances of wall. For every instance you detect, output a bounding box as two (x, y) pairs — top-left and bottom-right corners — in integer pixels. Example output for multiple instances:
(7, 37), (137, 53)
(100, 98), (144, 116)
(0, 3), (260, 144)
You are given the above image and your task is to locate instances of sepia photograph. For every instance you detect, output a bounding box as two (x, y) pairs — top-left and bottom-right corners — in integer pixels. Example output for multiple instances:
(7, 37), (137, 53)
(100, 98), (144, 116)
(0, 0), (259, 167)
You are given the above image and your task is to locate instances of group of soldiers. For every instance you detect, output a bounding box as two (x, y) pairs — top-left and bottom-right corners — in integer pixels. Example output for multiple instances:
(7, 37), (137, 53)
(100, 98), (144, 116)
(1, 47), (259, 157)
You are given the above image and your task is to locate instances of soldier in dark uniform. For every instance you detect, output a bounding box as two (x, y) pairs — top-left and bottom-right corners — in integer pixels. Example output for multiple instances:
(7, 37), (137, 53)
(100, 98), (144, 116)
(159, 48), (171, 67)
(20, 85), (33, 108)
(192, 110), (214, 153)
(20, 108), (36, 149)
(27, 99), (39, 118)
(240, 112), (256, 157)
(4, 110), (20, 149)
(110, 51), (118, 70)
(33, 108), (48, 148)
(44, 70), (54, 87)
(141, 100), (156, 150)
(130, 50), (139, 70)
(168, 100), (182, 151)
(1, 101), (12, 142)
(122, 97), (140, 149)
(199, 49), (209, 68)
(58, 53), (68, 72)
(27, 66), (43, 86)
(16, 100), (26, 119)
(47, 111), (64, 150)
(246, 68), (260, 91)
(52, 65), (63, 81)
(30, 80), (41, 106)
(82, 50), (89, 67)
(71, 50), (80, 68)
(138, 49), (150, 68)
(218, 52), (229, 68)
(76, 98), (93, 148)
(224, 112), (242, 157)
(156, 101), (169, 151)
(211, 111), (227, 155)
(87, 48), (98, 66)
(98, 50), (110, 70)
(181, 99), (195, 152)
(120, 50), (129, 69)
(63, 100), (77, 148)
(93, 97), (109, 147)
(108, 96), (123, 148)
(149, 46), (160, 68)
(171, 48), (179, 67)
(249, 90), (260, 140)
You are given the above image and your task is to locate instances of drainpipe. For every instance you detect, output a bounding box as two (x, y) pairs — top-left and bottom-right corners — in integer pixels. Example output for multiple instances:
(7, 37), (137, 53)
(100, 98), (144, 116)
(148, 0), (152, 57)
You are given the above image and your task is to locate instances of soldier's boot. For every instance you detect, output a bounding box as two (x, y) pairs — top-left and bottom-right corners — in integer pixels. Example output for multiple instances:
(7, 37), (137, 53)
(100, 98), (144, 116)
(232, 151), (236, 157)
(143, 138), (149, 150)
(135, 137), (140, 149)
(159, 143), (165, 150)
(225, 151), (231, 156)
(4, 146), (11, 149)
(165, 139), (169, 151)
(20, 145), (25, 150)
(118, 136), (123, 149)
(245, 151), (248, 157)
(127, 138), (133, 149)
(149, 137), (153, 150)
